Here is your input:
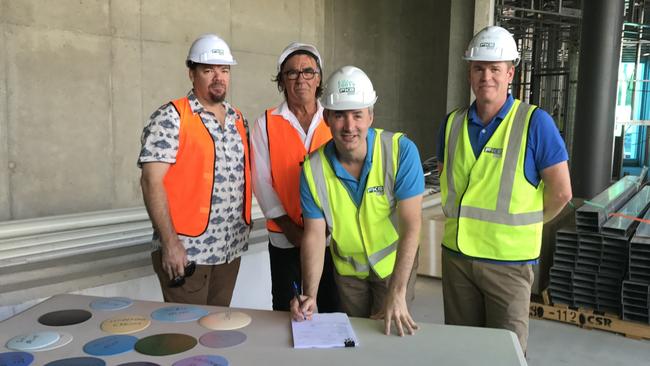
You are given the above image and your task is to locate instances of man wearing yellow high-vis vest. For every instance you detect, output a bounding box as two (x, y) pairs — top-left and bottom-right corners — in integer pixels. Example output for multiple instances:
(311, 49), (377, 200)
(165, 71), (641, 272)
(437, 26), (572, 352)
(290, 66), (425, 337)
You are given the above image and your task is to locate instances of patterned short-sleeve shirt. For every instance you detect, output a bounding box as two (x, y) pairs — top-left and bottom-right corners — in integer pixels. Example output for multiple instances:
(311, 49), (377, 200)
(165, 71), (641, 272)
(138, 90), (249, 265)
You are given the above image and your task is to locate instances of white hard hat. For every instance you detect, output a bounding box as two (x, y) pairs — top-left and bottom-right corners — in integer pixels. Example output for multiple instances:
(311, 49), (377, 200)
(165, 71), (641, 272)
(277, 42), (323, 72)
(186, 34), (237, 67)
(464, 26), (520, 66)
(321, 66), (377, 110)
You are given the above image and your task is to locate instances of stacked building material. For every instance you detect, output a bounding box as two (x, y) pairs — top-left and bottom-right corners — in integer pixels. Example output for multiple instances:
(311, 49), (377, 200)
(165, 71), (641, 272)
(623, 208), (650, 323)
(621, 280), (650, 324)
(575, 175), (640, 233)
(548, 181), (650, 317)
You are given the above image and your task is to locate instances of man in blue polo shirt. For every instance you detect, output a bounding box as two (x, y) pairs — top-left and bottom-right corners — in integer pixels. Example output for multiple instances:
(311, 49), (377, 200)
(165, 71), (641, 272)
(436, 26), (572, 353)
(291, 66), (424, 337)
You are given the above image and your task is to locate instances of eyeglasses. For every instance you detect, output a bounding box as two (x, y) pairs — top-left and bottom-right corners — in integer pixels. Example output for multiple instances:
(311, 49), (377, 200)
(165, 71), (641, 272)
(283, 68), (319, 80)
(168, 261), (196, 288)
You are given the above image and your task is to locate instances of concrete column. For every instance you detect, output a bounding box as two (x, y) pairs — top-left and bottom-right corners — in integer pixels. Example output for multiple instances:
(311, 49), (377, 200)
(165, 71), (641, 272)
(446, 0), (474, 112)
(470, 0), (495, 104)
(474, 0), (495, 33)
(570, 0), (625, 198)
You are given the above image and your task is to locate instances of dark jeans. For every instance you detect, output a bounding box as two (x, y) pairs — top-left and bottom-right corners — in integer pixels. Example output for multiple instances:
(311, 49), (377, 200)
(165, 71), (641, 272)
(268, 242), (340, 312)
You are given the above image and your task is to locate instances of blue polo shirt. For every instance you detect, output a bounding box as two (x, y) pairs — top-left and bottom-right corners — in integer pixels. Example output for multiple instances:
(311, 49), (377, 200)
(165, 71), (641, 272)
(436, 95), (568, 265)
(436, 94), (568, 187)
(301, 128), (424, 219)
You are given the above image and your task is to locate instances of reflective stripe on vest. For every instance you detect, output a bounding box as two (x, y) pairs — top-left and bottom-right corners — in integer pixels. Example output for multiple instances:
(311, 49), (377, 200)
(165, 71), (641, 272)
(164, 97), (252, 237)
(303, 129), (401, 279)
(441, 100), (544, 261)
(265, 110), (331, 233)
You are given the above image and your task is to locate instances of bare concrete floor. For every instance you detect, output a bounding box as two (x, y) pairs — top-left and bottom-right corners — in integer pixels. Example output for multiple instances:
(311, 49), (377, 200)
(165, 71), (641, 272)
(411, 276), (650, 366)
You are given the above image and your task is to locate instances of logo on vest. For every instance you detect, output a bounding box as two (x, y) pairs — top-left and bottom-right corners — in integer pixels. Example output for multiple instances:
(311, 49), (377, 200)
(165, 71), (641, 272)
(367, 186), (385, 195)
(483, 146), (503, 157)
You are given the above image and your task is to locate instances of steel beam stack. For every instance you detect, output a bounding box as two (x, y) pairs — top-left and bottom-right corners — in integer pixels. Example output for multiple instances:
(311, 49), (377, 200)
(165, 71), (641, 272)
(623, 208), (650, 323)
(575, 175), (639, 233)
(549, 178), (650, 317)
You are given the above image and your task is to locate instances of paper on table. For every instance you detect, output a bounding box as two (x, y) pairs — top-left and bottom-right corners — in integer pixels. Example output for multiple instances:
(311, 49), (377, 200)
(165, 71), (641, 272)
(291, 312), (360, 349)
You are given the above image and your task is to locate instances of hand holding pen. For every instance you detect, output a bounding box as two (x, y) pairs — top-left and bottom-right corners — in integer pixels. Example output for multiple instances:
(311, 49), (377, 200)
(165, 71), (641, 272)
(290, 281), (315, 321)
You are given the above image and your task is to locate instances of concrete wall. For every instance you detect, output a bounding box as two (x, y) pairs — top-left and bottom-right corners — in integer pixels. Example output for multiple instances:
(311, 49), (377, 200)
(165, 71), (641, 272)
(0, 0), (475, 220)
(324, 0), (474, 160)
(324, 0), (440, 160)
(0, 0), (324, 220)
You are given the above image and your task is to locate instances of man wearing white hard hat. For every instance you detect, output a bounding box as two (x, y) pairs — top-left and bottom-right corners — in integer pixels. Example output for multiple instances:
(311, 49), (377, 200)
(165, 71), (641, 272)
(252, 42), (339, 312)
(291, 66), (424, 337)
(138, 34), (252, 306)
(436, 26), (572, 352)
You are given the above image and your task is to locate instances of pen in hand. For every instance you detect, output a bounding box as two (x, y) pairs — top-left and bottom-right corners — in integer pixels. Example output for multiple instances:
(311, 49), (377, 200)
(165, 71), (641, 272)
(292, 281), (307, 320)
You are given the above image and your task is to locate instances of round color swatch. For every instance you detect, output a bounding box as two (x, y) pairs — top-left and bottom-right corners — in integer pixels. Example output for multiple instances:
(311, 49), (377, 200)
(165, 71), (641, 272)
(38, 309), (92, 326)
(199, 330), (246, 348)
(90, 297), (133, 311)
(101, 315), (151, 334)
(134, 333), (197, 356)
(116, 363), (160, 366)
(199, 311), (251, 330)
(0, 351), (34, 366)
(44, 357), (105, 366)
(83, 335), (138, 356)
(151, 306), (208, 322)
(6, 331), (60, 351)
(172, 355), (229, 366)
(33, 332), (73, 352)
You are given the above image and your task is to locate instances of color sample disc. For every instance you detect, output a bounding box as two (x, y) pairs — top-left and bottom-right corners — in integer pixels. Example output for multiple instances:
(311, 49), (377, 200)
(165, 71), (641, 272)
(199, 311), (251, 330)
(134, 333), (197, 356)
(38, 309), (92, 326)
(101, 315), (151, 334)
(83, 335), (138, 356)
(34, 332), (73, 352)
(116, 363), (160, 366)
(6, 331), (60, 351)
(151, 306), (208, 322)
(44, 357), (105, 366)
(90, 297), (133, 311)
(173, 355), (229, 366)
(199, 330), (246, 348)
(0, 351), (34, 366)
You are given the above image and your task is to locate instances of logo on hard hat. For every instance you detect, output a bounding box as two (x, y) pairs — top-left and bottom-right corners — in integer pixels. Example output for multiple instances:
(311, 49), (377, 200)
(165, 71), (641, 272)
(338, 80), (355, 94)
(479, 42), (495, 49)
(211, 48), (225, 55)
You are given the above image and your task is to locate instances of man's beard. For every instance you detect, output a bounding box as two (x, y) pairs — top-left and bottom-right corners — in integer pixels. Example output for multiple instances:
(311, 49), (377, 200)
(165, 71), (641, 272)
(208, 83), (227, 103)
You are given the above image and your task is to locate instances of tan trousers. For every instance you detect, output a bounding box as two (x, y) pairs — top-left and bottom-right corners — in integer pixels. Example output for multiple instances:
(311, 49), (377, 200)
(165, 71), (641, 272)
(334, 255), (418, 318)
(442, 249), (533, 353)
(152, 249), (240, 306)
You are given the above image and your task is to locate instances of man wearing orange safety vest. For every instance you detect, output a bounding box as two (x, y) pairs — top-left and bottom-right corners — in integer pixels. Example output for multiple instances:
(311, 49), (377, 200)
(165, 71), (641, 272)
(252, 42), (339, 312)
(138, 34), (251, 306)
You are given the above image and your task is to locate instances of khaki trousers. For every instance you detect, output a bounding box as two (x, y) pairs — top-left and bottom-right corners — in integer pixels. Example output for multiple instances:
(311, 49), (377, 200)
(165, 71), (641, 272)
(442, 249), (533, 353)
(334, 255), (418, 318)
(152, 249), (241, 306)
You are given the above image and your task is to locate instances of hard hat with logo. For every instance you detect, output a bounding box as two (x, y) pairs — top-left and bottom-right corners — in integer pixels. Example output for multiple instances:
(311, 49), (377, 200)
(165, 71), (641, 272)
(186, 34), (237, 67)
(277, 42), (323, 72)
(463, 26), (520, 66)
(321, 66), (377, 110)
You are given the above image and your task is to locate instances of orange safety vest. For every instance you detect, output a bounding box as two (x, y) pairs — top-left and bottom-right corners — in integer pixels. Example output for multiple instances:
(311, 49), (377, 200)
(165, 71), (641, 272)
(265, 109), (331, 233)
(163, 97), (252, 237)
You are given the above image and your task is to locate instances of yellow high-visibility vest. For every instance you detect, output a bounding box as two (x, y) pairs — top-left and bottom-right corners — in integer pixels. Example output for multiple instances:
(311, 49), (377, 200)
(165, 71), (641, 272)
(303, 129), (402, 278)
(441, 100), (544, 261)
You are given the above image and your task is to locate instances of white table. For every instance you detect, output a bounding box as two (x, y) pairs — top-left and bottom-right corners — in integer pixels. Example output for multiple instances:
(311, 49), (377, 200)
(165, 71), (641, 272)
(0, 294), (527, 365)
